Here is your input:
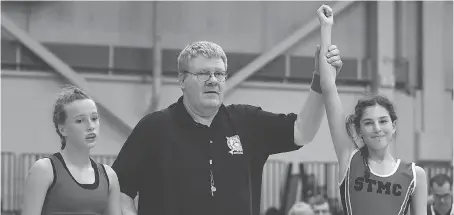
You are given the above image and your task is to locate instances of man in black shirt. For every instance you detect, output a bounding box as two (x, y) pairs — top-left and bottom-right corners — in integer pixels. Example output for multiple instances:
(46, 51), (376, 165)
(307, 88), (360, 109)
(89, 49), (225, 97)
(112, 41), (343, 215)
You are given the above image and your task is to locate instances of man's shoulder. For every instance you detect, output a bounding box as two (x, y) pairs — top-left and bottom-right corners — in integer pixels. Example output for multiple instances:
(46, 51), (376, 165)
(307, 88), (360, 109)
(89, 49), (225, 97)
(135, 104), (176, 128)
(143, 107), (173, 121)
(225, 103), (262, 116)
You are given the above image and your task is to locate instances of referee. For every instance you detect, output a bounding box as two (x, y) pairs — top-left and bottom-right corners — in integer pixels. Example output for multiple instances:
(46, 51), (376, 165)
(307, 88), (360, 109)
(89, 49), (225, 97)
(112, 40), (343, 215)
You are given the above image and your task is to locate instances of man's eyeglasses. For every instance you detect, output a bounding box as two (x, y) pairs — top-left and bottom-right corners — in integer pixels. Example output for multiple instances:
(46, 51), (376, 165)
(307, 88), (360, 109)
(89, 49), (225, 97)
(184, 70), (228, 82)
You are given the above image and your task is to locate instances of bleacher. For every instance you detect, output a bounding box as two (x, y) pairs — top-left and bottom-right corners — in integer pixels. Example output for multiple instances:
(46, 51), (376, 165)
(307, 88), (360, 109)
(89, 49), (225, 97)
(2, 151), (452, 215)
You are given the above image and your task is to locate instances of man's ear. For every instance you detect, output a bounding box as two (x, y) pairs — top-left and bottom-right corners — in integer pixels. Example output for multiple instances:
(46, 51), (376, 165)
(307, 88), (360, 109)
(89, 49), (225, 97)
(178, 72), (186, 90)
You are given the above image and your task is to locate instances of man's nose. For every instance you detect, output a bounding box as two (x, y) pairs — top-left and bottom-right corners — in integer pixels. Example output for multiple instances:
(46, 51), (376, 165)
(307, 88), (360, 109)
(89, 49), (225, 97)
(206, 73), (219, 84)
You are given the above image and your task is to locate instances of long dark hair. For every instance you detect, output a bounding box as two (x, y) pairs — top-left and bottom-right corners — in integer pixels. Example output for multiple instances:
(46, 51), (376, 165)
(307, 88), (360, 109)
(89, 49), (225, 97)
(345, 94), (398, 180)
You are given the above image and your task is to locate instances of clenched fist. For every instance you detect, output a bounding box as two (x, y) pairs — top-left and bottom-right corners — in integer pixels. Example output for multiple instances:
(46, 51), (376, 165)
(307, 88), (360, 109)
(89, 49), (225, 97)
(317, 4), (334, 26)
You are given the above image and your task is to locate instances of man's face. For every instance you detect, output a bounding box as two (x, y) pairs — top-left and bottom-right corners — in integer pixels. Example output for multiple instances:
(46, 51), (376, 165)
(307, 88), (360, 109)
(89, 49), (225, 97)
(312, 202), (331, 215)
(432, 182), (453, 210)
(179, 56), (226, 115)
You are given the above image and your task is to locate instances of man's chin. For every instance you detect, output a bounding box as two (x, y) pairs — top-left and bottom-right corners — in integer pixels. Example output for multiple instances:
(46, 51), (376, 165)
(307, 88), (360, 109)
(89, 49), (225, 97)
(201, 98), (222, 108)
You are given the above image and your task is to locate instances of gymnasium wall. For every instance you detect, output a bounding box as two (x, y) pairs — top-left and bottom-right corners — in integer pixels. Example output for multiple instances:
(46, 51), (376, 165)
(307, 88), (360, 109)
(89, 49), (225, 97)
(1, 1), (452, 164)
(3, 2), (451, 87)
(1, 70), (450, 164)
(1, 1), (365, 57)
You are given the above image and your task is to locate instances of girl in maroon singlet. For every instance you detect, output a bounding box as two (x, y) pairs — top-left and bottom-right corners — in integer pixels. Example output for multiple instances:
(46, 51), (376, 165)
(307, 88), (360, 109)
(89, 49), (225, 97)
(21, 86), (122, 215)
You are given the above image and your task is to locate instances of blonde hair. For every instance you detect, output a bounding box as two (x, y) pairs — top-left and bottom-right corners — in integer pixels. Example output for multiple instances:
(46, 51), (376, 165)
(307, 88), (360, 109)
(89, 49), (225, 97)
(177, 41), (228, 74)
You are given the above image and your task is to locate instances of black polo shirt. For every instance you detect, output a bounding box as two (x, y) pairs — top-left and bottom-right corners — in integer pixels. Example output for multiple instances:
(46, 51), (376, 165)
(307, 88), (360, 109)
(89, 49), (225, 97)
(112, 96), (302, 215)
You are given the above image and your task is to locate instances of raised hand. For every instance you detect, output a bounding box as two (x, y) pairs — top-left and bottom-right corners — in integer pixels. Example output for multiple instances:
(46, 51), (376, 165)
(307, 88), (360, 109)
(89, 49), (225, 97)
(317, 4), (334, 26)
(327, 45), (342, 75)
(317, 4), (336, 82)
(314, 45), (343, 75)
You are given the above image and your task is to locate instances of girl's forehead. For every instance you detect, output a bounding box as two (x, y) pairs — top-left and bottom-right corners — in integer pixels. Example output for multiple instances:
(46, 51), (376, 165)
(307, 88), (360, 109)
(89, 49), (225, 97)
(64, 99), (98, 117)
(361, 105), (390, 119)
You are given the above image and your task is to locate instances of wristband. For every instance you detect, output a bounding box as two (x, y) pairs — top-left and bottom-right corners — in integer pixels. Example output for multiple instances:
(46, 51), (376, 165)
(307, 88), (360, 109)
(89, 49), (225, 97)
(310, 72), (322, 93)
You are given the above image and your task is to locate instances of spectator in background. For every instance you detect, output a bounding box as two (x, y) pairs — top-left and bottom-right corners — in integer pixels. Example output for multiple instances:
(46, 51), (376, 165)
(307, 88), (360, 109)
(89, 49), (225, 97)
(308, 195), (331, 215)
(428, 174), (453, 215)
(288, 202), (314, 215)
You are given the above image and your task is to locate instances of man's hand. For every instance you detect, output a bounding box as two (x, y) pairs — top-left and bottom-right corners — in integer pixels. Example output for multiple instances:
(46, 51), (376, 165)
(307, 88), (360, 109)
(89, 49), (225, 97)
(315, 45), (343, 75)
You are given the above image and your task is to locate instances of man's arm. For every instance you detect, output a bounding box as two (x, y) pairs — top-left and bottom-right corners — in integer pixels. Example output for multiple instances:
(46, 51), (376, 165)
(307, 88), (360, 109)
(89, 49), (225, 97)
(241, 45), (341, 154)
(112, 115), (155, 215)
(294, 90), (325, 146)
(294, 45), (343, 146)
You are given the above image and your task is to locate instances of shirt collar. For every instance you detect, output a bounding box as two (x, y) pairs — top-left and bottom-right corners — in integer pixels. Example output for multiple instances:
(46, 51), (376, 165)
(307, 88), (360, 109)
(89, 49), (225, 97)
(174, 96), (228, 128)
